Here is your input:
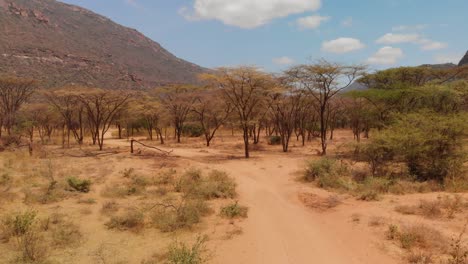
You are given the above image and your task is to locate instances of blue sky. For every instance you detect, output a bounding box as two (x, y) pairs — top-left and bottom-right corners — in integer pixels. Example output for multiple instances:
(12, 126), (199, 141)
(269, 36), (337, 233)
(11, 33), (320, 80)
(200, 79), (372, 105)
(60, 0), (467, 72)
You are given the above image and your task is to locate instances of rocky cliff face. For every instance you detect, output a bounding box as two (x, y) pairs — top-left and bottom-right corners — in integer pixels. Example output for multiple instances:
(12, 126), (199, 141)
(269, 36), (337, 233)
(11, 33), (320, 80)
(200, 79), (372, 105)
(0, 0), (207, 89)
(459, 51), (468, 66)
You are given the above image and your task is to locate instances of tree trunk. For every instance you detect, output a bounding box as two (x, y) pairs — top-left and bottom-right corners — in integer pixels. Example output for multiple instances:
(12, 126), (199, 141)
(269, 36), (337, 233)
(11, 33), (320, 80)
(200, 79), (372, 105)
(61, 125), (66, 148)
(243, 128), (250, 158)
(320, 105), (327, 156)
(158, 129), (164, 145)
(176, 126), (182, 143)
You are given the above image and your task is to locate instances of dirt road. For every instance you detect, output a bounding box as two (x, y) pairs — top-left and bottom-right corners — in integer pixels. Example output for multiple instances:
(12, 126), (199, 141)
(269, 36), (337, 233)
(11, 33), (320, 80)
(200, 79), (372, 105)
(166, 146), (398, 264)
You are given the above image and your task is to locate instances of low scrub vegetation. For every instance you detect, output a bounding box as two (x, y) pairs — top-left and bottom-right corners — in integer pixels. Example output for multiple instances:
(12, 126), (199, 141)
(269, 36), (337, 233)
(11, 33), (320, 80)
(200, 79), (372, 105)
(384, 222), (468, 264)
(166, 236), (209, 264)
(175, 169), (237, 200)
(220, 202), (248, 219)
(0, 210), (82, 262)
(151, 199), (211, 232)
(395, 195), (466, 219)
(67, 177), (91, 193)
(105, 208), (145, 232)
(304, 152), (468, 200)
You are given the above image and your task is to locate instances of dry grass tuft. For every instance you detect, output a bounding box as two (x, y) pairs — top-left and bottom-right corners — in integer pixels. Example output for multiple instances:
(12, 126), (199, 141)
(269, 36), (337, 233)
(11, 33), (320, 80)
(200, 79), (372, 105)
(406, 250), (434, 264)
(101, 200), (120, 215)
(395, 195), (466, 219)
(386, 223), (448, 253)
(105, 208), (145, 232)
(298, 193), (342, 211)
(368, 216), (385, 227)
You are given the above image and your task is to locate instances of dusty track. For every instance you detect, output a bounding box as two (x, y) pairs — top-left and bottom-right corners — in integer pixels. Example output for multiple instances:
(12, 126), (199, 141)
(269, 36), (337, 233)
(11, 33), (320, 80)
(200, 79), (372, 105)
(150, 145), (398, 264)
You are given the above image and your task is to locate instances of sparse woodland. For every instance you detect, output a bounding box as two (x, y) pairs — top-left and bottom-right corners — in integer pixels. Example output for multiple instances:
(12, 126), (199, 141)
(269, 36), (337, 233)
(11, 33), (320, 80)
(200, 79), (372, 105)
(1, 61), (468, 264)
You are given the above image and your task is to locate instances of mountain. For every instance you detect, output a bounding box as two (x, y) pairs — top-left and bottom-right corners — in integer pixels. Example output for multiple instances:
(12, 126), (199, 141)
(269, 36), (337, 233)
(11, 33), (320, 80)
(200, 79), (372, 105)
(420, 63), (457, 69)
(459, 51), (468, 66)
(343, 81), (367, 92)
(0, 0), (207, 89)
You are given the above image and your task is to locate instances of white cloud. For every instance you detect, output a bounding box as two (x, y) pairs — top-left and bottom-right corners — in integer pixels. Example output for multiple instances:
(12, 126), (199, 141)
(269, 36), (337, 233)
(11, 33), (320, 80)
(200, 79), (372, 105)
(419, 39), (448, 50)
(273, 56), (295, 65)
(376, 33), (447, 51)
(296, 15), (329, 29)
(392, 24), (427, 32)
(367, 46), (404, 65)
(376, 33), (420, 44)
(434, 53), (464, 64)
(180, 0), (321, 29)
(321, 38), (366, 54)
(341, 17), (353, 27)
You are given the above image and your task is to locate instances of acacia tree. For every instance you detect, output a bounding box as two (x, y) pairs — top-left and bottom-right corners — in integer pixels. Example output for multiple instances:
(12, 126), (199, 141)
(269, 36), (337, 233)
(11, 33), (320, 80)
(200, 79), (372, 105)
(78, 88), (132, 150)
(0, 77), (37, 136)
(46, 88), (86, 147)
(269, 84), (305, 152)
(136, 98), (166, 144)
(34, 104), (59, 144)
(192, 89), (233, 147)
(17, 103), (58, 143)
(158, 85), (198, 143)
(202, 67), (274, 158)
(286, 61), (365, 155)
(342, 94), (375, 142)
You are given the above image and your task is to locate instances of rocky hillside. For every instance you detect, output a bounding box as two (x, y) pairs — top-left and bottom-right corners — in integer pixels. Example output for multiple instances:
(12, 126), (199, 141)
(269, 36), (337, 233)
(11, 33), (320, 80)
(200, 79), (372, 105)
(0, 0), (207, 89)
(459, 51), (468, 66)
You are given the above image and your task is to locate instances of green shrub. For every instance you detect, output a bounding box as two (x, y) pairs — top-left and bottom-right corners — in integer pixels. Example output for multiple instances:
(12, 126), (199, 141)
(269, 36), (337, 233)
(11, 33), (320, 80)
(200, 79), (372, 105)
(354, 177), (392, 199)
(360, 139), (394, 177)
(268, 136), (281, 145)
(176, 169), (236, 200)
(365, 112), (467, 182)
(304, 158), (336, 182)
(166, 236), (208, 264)
(67, 177), (91, 193)
(1, 210), (37, 240)
(152, 199), (210, 232)
(220, 202), (248, 219)
(317, 173), (355, 191)
(198, 170), (236, 199)
(182, 124), (204, 137)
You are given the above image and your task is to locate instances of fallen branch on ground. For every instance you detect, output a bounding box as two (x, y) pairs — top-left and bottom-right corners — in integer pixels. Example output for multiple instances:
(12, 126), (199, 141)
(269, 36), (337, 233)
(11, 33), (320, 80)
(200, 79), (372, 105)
(130, 139), (173, 155)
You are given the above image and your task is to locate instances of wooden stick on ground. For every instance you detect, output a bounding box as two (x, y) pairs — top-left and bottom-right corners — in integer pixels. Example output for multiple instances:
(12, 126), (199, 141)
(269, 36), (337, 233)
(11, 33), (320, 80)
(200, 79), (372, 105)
(130, 139), (173, 155)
